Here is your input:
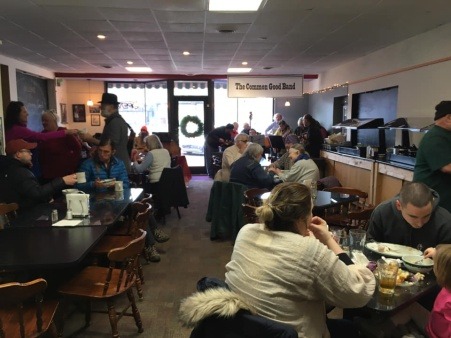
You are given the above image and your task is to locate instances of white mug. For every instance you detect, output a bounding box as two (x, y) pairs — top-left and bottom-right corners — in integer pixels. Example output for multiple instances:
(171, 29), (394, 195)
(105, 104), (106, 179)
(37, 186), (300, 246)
(76, 172), (86, 183)
(115, 181), (123, 192)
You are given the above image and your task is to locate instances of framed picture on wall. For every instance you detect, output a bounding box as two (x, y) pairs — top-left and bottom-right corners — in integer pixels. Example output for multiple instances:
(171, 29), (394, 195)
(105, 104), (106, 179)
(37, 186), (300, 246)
(60, 103), (67, 124)
(72, 104), (86, 122)
(91, 114), (101, 126)
(89, 105), (100, 114)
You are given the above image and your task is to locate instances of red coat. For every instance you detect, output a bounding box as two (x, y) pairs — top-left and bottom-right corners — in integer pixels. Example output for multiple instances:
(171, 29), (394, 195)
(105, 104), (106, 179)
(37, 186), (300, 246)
(39, 127), (82, 179)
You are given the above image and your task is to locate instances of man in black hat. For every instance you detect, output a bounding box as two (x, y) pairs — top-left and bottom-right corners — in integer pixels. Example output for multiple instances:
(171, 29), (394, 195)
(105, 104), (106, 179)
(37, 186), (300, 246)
(414, 100), (451, 212)
(204, 124), (234, 178)
(88, 93), (132, 173)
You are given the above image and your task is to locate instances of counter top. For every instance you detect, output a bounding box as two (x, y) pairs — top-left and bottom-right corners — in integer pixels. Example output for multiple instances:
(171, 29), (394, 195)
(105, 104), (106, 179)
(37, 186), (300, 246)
(321, 150), (414, 171)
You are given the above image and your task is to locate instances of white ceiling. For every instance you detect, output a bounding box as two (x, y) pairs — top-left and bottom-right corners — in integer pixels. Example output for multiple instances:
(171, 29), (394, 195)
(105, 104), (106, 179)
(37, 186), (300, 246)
(1, 0), (451, 77)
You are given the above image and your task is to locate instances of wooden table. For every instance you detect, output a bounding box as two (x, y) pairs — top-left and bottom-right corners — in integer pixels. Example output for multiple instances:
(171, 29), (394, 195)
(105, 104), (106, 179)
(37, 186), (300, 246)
(9, 188), (143, 227)
(0, 226), (107, 270)
(0, 188), (144, 270)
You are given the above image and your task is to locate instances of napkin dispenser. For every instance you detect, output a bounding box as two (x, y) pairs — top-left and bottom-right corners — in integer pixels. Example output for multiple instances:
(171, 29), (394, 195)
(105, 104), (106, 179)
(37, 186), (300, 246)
(66, 193), (90, 217)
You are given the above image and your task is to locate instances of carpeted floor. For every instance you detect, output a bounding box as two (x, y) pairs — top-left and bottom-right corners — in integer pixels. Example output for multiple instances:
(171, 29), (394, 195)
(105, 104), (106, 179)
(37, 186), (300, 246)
(63, 175), (234, 337)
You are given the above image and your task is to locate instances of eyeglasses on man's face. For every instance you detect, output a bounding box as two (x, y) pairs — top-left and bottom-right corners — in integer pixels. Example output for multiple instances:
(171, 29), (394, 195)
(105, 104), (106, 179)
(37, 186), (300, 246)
(19, 149), (32, 154)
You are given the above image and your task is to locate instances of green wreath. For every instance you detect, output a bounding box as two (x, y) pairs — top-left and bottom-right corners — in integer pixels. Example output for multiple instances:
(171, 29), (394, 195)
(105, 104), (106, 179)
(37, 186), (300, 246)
(180, 115), (204, 138)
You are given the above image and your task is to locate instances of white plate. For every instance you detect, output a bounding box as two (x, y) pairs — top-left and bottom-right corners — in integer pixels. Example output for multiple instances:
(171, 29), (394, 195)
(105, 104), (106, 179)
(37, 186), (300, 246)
(365, 242), (422, 258)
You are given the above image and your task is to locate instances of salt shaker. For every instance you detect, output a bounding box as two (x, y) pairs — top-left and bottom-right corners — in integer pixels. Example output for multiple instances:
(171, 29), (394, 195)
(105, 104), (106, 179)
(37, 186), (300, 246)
(51, 209), (59, 223)
(66, 209), (73, 220)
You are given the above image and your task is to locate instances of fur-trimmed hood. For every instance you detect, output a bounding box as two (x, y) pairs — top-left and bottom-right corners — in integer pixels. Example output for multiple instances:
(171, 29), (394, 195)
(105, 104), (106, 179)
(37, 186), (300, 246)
(179, 288), (255, 327)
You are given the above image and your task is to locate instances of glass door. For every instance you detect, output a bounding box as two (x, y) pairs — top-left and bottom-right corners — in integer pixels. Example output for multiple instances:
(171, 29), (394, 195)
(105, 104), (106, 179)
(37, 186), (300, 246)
(175, 98), (208, 172)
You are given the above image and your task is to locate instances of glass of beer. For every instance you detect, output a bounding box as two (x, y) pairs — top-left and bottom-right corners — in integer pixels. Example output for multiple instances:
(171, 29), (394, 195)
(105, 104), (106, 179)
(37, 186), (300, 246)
(377, 259), (399, 295)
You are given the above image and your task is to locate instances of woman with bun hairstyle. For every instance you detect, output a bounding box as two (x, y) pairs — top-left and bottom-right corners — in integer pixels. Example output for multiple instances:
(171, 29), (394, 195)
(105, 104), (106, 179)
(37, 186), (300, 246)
(225, 182), (375, 337)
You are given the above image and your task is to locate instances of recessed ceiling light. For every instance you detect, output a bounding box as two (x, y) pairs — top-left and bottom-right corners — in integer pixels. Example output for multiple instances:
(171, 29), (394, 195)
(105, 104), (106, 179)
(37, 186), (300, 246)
(182, 51), (190, 56)
(242, 61), (248, 65)
(209, 0), (263, 11)
(227, 67), (252, 73)
(125, 67), (152, 73)
(127, 61), (134, 65)
(97, 34), (106, 40)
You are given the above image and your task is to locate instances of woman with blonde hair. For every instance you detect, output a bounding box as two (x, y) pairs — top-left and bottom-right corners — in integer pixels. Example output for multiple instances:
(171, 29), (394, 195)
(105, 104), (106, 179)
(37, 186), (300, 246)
(225, 182), (375, 337)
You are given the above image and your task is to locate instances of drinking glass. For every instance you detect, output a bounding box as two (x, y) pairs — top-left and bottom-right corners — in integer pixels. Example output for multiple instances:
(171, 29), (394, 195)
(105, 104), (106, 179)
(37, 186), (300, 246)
(349, 229), (366, 255)
(377, 259), (399, 295)
(332, 230), (349, 255)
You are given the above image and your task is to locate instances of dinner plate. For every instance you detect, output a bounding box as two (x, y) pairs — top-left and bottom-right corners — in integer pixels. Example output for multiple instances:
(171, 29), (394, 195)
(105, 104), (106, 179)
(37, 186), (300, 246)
(365, 242), (422, 258)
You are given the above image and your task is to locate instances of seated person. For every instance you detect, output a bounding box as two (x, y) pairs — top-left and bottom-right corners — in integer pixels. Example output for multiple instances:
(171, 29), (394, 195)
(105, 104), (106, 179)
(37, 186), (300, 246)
(229, 143), (276, 189)
(0, 139), (77, 210)
(269, 144), (319, 184)
(367, 182), (451, 257)
(132, 134), (171, 188)
(130, 125), (149, 160)
(249, 128), (258, 136)
(76, 138), (130, 192)
(225, 182), (375, 337)
(214, 133), (249, 182)
(269, 134), (299, 171)
(241, 122), (251, 134)
(274, 120), (292, 141)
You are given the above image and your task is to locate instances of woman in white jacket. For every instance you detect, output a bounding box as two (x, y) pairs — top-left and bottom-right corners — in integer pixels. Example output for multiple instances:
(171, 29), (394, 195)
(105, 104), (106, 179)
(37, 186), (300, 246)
(225, 182), (375, 338)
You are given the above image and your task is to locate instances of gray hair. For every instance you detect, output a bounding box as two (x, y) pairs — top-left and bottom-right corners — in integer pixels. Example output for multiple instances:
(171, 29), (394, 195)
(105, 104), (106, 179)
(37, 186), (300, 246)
(145, 134), (163, 150)
(234, 133), (249, 144)
(243, 143), (263, 161)
(42, 109), (59, 124)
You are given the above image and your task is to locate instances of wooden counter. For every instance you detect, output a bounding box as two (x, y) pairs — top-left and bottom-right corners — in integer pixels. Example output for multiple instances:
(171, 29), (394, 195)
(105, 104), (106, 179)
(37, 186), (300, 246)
(321, 151), (414, 205)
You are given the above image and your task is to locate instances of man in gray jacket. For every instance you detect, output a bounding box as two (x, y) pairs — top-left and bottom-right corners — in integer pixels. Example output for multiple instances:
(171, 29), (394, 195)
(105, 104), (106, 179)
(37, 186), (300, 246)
(367, 182), (451, 258)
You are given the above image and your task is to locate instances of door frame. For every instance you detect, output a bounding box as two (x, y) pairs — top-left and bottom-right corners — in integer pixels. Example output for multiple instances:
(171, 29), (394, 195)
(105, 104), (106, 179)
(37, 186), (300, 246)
(172, 96), (212, 174)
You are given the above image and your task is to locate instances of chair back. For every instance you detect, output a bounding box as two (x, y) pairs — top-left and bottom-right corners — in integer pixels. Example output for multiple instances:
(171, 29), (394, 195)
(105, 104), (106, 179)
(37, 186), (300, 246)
(0, 203), (19, 229)
(0, 278), (56, 338)
(105, 230), (146, 295)
(158, 165), (189, 210)
(346, 206), (375, 231)
(242, 204), (258, 224)
(130, 203), (151, 237)
(243, 188), (269, 206)
(324, 186), (368, 209)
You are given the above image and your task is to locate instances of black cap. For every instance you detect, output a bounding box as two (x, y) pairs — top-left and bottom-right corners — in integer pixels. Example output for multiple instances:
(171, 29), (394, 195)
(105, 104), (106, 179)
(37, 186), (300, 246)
(434, 101), (451, 120)
(98, 93), (120, 105)
(225, 123), (234, 130)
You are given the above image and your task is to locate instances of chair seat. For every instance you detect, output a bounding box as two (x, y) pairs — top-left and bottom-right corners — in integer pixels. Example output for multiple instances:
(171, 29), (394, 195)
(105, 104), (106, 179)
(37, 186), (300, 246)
(59, 266), (136, 299)
(0, 300), (58, 338)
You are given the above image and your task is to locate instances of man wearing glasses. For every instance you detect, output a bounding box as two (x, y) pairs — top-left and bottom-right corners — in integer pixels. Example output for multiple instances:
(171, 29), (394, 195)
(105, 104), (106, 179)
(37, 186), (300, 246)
(0, 139), (77, 211)
(214, 133), (249, 182)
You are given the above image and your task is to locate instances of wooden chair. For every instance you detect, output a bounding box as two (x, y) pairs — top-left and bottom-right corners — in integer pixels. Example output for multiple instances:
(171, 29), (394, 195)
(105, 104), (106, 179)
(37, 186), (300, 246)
(58, 230), (146, 338)
(0, 203), (19, 229)
(242, 204), (258, 224)
(323, 187), (374, 231)
(243, 188), (269, 207)
(91, 203), (152, 299)
(0, 278), (59, 338)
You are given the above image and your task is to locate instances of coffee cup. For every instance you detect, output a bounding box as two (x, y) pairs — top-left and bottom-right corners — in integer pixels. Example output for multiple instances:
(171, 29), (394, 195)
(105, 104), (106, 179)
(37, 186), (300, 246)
(114, 181), (123, 192)
(76, 172), (86, 183)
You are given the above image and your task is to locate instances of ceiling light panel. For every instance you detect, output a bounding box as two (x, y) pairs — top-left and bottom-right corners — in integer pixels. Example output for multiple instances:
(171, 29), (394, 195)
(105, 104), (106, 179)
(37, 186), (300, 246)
(209, 0), (263, 11)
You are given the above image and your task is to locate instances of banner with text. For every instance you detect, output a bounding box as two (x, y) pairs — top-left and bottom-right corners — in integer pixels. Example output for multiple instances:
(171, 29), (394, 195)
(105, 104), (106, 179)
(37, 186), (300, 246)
(227, 76), (303, 98)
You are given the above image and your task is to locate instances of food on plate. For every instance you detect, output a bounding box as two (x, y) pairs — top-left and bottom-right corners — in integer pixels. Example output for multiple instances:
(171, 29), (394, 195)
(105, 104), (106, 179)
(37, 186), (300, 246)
(396, 268), (425, 286)
(378, 244), (391, 253)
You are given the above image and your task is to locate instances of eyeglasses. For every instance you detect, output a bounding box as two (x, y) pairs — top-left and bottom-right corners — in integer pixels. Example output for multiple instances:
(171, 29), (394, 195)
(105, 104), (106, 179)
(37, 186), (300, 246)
(239, 140), (248, 143)
(19, 149), (32, 154)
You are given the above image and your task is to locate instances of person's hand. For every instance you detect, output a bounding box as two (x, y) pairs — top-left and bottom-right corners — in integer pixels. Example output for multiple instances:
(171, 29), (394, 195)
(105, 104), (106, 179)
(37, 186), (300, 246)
(65, 129), (79, 135)
(62, 173), (77, 186)
(424, 247), (436, 259)
(308, 216), (331, 245)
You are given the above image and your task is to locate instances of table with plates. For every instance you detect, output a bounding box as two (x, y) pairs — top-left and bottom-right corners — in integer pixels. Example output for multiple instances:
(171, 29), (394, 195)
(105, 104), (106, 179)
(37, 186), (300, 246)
(362, 242), (437, 315)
